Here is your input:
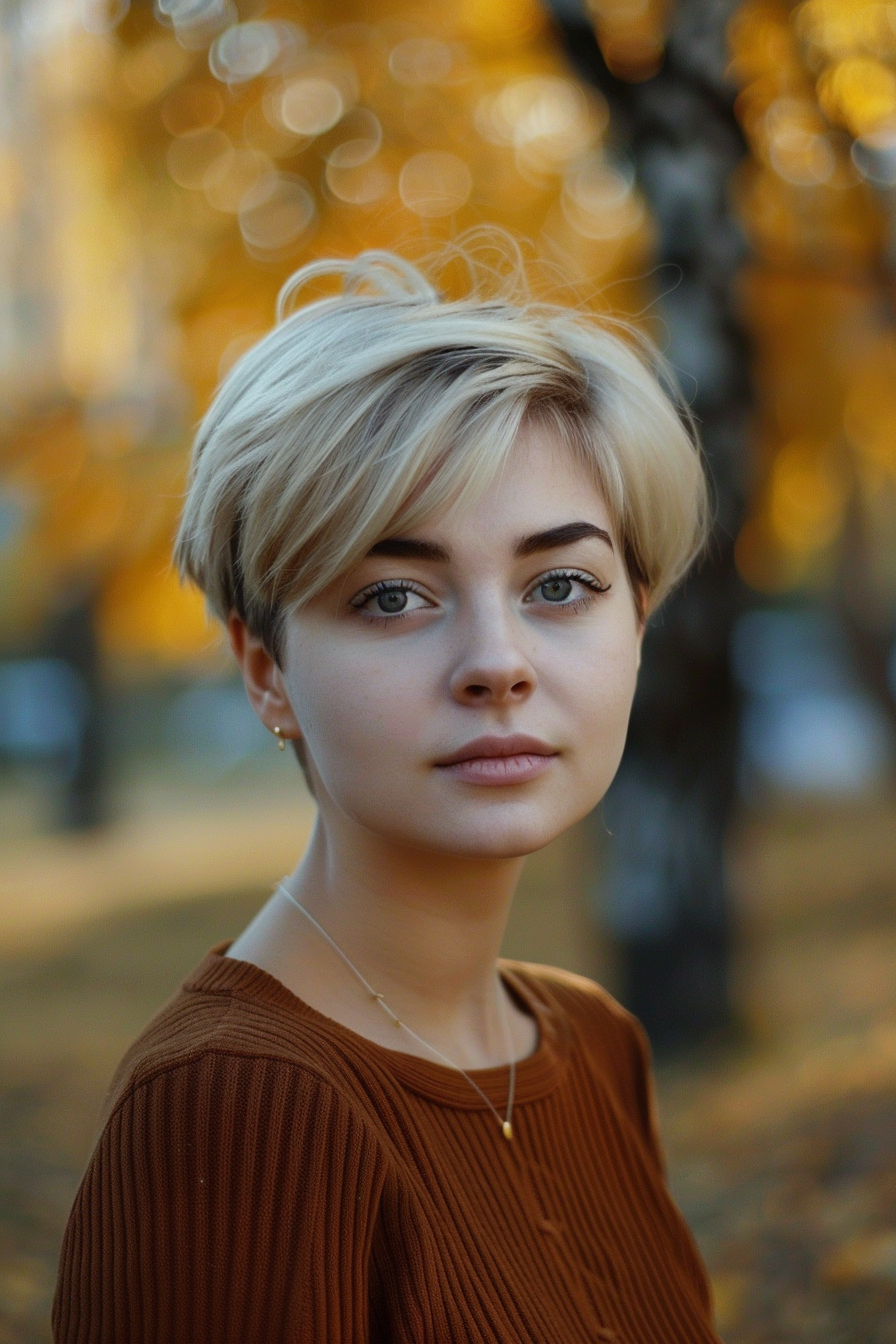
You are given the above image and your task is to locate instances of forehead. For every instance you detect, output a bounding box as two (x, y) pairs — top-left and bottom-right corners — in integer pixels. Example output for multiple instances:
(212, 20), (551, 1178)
(412, 421), (612, 547)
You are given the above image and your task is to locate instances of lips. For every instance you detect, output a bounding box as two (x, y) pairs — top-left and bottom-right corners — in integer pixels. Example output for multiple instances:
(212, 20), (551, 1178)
(435, 735), (558, 786)
(436, 734), (556, 766)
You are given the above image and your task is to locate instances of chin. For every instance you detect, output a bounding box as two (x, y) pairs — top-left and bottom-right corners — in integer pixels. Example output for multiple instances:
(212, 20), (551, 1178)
(410, 809), (574, 861)
(340, 781), (600, 861)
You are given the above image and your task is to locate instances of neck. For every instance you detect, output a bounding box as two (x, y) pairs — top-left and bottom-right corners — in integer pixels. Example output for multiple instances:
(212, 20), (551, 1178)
(226, 806), (537, 1068)
(288, 812), (525, 1022)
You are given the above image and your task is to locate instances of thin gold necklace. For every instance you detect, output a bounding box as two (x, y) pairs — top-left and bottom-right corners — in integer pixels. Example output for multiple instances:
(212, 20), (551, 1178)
(276, 882), (517, 1140)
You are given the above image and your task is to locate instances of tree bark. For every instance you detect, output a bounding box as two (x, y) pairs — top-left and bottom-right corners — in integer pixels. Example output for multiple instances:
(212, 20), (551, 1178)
(548, 0), (752, 1051)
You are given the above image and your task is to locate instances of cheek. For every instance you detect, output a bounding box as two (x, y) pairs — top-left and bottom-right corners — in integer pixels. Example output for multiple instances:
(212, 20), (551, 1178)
(567, 629), (640, 754)
(288, 646), (425, 786)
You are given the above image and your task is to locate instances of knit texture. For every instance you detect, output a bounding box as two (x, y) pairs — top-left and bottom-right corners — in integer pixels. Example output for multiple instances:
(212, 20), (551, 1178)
(53, 944), (720, 1344)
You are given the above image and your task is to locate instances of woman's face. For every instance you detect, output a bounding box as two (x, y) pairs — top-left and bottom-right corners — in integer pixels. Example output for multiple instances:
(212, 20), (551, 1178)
(279, 420), (643, 859)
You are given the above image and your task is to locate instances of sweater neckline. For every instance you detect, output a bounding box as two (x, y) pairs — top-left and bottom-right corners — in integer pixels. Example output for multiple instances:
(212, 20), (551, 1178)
(186, 942), (568, 1111)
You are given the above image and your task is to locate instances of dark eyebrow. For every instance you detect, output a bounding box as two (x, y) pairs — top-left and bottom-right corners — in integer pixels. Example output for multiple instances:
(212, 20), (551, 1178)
(514, 521), (614, 557)
(367, 537), (451, 562)
(367, 521), (613, 564)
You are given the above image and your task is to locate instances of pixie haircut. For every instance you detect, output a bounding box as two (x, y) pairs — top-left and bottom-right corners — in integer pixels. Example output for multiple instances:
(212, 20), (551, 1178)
(175, 248), (708, 664)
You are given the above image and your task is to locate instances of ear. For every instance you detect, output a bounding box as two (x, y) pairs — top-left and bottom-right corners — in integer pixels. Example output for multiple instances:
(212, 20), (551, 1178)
(227, 611), (302, 742)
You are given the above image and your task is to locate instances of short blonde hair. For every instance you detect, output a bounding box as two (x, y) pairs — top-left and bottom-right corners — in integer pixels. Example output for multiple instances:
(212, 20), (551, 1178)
(175, 248), (708, 662)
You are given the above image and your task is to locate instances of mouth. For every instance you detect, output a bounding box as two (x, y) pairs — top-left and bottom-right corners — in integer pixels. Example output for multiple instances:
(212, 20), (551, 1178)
(435, 735), (558, 786)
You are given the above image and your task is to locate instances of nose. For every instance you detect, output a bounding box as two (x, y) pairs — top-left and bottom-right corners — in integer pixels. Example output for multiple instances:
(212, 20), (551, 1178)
(448, 605), (537, 708)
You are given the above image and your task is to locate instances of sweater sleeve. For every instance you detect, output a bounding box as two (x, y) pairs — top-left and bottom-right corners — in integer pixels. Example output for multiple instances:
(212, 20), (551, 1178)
(615, 1010), (716, 1320)
(622, 1011), (667, 1177)
(52, 1051), (389, 1344)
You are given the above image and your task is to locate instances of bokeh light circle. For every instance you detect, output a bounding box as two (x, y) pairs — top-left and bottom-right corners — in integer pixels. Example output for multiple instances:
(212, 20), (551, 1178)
(279, 77), (345, 135)
(209, 22), (281, 83)
(325, 158), (392, 205)
(388, 38), (453, 87)
(166, 128), (233, 190)
(238, 174), (316, 254)
(326, 109), (383, 168)
(205, 148), (276, 213)
(399, 151), (472, 216)
(561, 158), (642, 239)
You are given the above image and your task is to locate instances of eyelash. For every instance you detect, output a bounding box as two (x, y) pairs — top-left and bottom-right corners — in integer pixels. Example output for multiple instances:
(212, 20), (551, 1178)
(526, 568), (610, 606)
(349, 570), (610, 623)
(349, 579), (424, 623)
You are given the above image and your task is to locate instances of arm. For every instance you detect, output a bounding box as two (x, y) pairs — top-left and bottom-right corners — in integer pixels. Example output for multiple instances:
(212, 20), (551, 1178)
(52, 1052), (388, 1344)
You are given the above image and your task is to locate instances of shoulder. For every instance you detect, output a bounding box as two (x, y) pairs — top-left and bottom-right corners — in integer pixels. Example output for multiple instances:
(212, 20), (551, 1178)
(503, 959), (662, 1164)
(93, 997), (389, 1178)
(98, 1003), (378, 1147)
(87, 1046), (394, 1235)
(77, 949), (396, 1207)
(502, 958), (644, 1046)
(97, 944), (366, 1129)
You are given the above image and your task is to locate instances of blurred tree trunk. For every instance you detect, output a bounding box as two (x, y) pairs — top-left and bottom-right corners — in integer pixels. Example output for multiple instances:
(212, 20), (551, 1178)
(44, 581), (108, 831)
(548, 0), (752, 1051)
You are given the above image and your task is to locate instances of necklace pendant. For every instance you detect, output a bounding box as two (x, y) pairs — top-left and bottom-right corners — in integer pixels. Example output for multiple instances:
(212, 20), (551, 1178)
(502, 1120), (513, 1141)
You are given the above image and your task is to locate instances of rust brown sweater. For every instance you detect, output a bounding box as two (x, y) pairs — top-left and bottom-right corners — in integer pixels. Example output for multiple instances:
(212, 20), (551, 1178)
(53, 944), (720, 1344)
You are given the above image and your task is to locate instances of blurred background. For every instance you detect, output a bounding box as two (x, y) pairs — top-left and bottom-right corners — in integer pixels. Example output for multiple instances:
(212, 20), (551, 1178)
(1, 0), (896, 1338)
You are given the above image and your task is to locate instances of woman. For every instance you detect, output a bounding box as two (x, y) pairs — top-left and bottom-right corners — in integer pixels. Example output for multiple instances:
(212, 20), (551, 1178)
(53, 249), (720, 1342)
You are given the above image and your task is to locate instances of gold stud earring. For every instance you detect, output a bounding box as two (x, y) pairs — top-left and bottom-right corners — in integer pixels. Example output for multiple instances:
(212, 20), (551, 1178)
(273, 726), (287, 751)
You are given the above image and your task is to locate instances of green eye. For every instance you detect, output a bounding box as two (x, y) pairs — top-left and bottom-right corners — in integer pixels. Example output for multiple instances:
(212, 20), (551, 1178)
(540, 577), (573, 603)
(375, 589), (408, 614)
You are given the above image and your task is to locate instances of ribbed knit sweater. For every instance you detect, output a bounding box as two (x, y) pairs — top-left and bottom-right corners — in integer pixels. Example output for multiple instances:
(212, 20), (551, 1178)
(53, 943), (720, 1344)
